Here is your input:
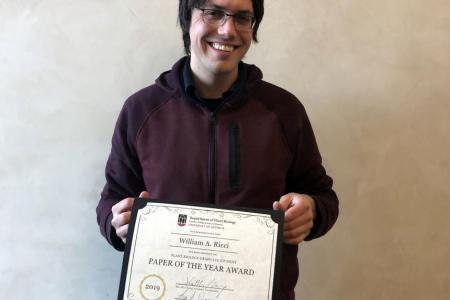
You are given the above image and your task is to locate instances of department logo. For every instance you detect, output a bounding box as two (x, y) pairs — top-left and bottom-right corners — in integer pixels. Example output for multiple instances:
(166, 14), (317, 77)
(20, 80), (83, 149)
(177, 214), (187, 226)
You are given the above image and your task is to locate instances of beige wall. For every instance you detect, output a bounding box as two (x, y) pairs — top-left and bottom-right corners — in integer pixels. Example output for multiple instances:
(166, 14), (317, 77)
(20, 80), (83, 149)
(271, 1), (450, 299)
(1, 0), (449, 299)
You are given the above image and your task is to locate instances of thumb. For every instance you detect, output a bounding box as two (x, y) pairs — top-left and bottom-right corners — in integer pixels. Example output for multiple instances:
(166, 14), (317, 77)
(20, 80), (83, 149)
(139, 191), (150, 199)
(273, 193), (294, 211)
(273, 201), (283, 211)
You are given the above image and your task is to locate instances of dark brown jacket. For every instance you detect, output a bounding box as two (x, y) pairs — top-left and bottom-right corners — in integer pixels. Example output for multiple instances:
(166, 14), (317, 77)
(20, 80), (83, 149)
(97, 57), (338, 299)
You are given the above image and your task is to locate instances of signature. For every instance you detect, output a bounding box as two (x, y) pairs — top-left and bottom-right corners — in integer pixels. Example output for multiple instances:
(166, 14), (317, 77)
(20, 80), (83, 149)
(175, 275), (230, 300)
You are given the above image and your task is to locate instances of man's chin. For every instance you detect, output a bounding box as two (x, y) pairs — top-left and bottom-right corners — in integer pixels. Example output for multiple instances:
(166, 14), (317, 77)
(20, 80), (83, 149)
(208, 61), (240, 76)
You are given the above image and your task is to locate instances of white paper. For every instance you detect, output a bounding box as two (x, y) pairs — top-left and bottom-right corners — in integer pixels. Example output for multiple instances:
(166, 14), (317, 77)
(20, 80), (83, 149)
(122, 202), (279, 300)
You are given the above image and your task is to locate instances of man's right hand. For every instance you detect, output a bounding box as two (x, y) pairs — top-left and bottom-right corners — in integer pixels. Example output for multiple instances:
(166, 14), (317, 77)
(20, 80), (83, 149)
(111, 191), (150, 244)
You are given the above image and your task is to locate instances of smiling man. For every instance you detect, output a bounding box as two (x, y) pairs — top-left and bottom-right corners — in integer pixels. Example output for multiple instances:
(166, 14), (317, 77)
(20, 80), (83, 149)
(97, 0), (339, 299)
(188, 1), (254, 97)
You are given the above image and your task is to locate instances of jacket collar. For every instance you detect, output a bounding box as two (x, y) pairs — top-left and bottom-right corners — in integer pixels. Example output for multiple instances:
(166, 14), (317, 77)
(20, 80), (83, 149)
(155, 56), (263, 109)
(181, 57), (246, 100)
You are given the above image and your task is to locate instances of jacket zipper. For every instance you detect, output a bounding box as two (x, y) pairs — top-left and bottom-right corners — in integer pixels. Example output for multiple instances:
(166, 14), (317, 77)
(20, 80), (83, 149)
(229, 122), (241, 189)
(209, 113), (217, 203)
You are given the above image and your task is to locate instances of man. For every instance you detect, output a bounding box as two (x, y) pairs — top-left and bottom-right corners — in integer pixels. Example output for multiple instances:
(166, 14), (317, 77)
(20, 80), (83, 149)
(97, 0), (338, 298)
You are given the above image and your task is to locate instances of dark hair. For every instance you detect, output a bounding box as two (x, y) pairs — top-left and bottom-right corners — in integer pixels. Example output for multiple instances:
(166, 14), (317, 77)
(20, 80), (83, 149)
(178, 0), (264, 55)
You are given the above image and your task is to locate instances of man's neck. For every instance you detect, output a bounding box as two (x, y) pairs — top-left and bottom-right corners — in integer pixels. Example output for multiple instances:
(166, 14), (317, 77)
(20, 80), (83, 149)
(190, 65), (238, 99)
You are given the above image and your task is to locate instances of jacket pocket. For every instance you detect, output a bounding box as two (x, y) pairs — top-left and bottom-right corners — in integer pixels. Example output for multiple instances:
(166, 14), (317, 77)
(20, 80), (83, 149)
(229, 122), (241, 189)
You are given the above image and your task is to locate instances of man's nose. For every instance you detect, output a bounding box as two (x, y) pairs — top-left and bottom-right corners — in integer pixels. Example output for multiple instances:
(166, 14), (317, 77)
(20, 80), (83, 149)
(217, 16), (237, 36)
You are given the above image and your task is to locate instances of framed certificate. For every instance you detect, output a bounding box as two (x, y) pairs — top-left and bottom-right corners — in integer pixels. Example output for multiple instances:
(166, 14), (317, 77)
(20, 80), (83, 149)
(118, 199), (284, 300)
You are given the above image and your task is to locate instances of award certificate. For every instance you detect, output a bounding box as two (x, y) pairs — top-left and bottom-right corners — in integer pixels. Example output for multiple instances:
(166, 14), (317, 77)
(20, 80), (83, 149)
(118, 199), (284, 300)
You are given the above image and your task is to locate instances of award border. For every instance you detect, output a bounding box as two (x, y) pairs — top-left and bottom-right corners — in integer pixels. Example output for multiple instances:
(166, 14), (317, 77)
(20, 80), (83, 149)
(117, 198), (284, 300)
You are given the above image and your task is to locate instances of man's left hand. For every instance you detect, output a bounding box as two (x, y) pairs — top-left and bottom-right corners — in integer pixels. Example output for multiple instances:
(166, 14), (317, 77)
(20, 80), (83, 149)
(273, 193), (316, 245)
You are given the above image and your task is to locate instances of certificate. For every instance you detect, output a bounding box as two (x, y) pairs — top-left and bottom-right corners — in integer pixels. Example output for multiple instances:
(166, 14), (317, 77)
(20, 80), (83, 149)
(118, 199), (284, 300)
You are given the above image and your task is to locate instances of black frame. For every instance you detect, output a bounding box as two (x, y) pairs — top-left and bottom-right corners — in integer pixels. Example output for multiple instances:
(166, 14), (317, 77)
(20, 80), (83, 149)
(117, 198), (284, 300)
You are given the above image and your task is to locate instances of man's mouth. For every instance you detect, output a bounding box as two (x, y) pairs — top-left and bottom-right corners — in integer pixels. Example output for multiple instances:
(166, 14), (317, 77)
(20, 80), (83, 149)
(210, 42), (236, 52)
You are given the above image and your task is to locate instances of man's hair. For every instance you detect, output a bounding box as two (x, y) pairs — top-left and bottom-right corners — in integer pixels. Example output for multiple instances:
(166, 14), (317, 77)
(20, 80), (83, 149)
(178, 0), (264, 55)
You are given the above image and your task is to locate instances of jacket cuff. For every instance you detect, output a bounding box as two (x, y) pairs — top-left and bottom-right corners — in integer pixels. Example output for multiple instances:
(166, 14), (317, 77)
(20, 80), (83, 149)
(106, 212), (126, 251)
(305, 196), (325, 241)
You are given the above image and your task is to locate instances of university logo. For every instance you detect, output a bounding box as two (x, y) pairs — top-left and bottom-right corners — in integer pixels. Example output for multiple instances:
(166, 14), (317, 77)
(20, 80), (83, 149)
(177, 214), (187, 226)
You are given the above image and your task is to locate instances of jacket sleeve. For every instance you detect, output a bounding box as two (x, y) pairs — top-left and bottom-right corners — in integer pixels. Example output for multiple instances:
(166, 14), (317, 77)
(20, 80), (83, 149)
(96, 101), (146, 251)
(286, 103), (339, 241)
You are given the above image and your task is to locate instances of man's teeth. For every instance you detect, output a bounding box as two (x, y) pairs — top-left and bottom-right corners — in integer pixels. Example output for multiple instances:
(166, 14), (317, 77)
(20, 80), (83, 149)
(211, 42), (234, 52)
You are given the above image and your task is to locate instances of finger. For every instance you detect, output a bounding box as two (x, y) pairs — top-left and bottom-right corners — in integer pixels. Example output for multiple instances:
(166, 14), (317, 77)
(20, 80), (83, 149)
(284, 214), (312, 231)
(116, 224), (129, 240)
(284, 232), (309, 245)
(284, 204), (314, 227)
(285, 194), (316, 222)
(273, 201), (283, 211)
(284, 202), (308, 223)
(139, 191), (150, 198)
(112, 211), (132, 228)
(277, 193), (295, 211)
(112, 197), (134, 215)
(284, 223), (313, 240)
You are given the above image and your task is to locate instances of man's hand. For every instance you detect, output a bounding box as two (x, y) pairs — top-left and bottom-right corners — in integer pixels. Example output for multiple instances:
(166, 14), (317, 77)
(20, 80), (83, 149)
(273, 193), (316, 245)
(111, 191), (150, 244)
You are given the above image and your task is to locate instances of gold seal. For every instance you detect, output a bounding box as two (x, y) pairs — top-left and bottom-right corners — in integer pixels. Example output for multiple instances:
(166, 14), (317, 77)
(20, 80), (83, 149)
(139, 274), (166, 300)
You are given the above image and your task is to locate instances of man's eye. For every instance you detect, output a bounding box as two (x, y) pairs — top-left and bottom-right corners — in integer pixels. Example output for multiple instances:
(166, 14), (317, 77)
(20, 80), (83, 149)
(235, 15), (252, 24)
(204, 10), (223, 19)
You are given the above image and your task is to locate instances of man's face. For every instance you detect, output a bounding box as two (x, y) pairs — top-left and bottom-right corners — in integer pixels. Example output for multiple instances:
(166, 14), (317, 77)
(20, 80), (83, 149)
(189, 0), (254, 81)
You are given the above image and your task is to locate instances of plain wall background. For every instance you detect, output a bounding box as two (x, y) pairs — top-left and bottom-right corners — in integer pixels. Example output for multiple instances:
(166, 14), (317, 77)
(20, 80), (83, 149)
(1, 0), (449, 299)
